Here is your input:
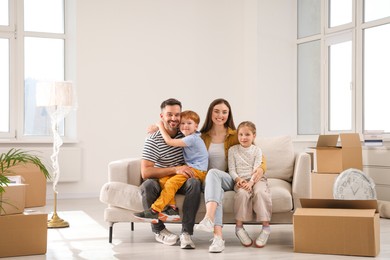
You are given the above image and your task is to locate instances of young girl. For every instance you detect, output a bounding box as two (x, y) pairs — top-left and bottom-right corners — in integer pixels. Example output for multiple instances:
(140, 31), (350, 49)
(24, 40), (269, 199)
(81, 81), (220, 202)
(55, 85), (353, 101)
(228, 121), (272, 248)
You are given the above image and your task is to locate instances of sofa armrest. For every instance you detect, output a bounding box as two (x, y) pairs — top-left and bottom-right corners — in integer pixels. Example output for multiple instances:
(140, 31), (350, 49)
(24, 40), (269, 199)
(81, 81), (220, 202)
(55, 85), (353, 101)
(291, 152), (311, 209)
(108, 158), (142, 186)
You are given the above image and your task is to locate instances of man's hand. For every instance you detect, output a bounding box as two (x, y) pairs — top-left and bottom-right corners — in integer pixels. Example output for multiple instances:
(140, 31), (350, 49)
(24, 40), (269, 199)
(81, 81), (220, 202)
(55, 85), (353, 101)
(175, 165), (195, 179)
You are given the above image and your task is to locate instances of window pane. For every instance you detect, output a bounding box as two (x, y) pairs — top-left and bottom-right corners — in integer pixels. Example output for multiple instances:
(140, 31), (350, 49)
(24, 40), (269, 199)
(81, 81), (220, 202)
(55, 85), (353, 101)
(24, 0), (64, 33)
(329, 41), (352, 131)
(329, 0), (352, 28)
(298, 0), (321, 38)
(0, 38), (9, 132)
(364, 24), (390, 132)
(24, 37), (64, 136)
(0, 0), (8, 26)
(298, 40), (321, 135)
(364, 0), (390, 22)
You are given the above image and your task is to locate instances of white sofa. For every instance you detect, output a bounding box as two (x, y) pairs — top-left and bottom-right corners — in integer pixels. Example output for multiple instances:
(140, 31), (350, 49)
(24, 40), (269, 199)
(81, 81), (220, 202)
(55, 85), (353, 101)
(100, 136), (311, 243)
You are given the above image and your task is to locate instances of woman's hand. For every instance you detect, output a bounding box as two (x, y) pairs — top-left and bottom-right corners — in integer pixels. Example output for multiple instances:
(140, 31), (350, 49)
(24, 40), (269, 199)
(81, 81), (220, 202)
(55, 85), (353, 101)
(251, 168), (264, 183)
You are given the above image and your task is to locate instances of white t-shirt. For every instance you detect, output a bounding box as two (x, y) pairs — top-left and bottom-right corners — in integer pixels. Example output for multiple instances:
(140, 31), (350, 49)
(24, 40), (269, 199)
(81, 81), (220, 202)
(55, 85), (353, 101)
(208, 143), (227, 171)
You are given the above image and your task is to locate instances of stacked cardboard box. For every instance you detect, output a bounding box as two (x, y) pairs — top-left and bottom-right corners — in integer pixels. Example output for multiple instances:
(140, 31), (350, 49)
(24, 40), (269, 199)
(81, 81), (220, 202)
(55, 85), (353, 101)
(309, 133), (363, 199)
(5, 163), (47, 207)
(294, 198), (380, 257)
(0, 163), (48, 257)
(0, 184), (27, 215)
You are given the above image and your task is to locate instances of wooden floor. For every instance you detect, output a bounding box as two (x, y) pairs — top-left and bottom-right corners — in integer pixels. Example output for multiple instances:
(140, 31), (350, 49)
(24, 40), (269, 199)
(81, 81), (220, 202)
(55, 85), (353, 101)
(4, 198), (390, 259)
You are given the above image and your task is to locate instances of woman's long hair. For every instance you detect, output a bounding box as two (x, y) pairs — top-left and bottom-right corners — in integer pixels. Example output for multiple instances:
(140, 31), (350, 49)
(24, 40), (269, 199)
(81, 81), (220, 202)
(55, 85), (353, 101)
(200, 98), (236, 134)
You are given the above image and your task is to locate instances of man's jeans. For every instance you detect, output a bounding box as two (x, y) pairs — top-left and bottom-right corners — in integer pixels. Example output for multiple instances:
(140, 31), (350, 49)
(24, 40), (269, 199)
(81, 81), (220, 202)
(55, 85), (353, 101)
(140, 178), (201, 235)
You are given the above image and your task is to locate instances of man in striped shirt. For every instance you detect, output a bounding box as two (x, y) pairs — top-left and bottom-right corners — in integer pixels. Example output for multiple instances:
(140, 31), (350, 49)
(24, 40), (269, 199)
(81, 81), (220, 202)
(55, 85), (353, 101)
(140, 98), (202, 249)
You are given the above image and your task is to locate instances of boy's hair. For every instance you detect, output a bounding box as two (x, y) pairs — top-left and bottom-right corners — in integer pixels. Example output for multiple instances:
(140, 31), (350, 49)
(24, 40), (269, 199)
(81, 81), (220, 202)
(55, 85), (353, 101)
(181, 110), (200, 125)
(237, 121), (257, 136)
(160, 98), (182, 111)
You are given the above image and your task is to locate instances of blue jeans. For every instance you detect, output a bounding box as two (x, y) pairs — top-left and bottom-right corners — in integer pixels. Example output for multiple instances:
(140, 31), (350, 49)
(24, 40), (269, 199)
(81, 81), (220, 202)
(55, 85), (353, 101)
(140, 178), (201, 235)
(204, 168), (234, 226)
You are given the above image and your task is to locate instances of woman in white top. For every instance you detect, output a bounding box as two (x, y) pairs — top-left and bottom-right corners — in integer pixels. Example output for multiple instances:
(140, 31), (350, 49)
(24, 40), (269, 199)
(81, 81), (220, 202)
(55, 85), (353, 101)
(196, 99), (267, 253)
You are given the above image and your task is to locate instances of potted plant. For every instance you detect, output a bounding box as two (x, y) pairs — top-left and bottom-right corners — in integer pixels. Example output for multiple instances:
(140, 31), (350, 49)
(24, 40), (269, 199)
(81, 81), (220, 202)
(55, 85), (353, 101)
(0, 148), (50, 211)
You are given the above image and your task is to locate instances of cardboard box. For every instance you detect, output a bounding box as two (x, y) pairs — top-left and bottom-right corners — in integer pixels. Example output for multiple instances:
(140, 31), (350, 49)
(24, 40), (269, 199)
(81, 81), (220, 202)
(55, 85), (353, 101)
(5, 163), (47, 207)
(312, 133), (363, 173)
(311, 173), (339, 199)
(294, 198), (380, 257)
(0, 184), (27, 215)
(0, 212), (48, 257)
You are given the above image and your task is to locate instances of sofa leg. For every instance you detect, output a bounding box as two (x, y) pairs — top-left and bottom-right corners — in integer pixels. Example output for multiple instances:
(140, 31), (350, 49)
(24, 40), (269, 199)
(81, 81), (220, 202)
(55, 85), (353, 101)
(131, 222), (134, 231)
(109, 223), (114, 243)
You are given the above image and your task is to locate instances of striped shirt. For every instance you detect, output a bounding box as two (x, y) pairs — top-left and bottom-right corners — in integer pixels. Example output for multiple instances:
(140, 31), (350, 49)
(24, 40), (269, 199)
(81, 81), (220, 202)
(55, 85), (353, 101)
(142, 130), (185, 168)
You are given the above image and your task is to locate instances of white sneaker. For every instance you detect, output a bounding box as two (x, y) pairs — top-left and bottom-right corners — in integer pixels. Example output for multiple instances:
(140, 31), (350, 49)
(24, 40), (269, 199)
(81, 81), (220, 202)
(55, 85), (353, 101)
(209, 236), (225, 253)
(180, 232), (195, 249)
(255, 228), (270, 248)
(155, 228), (179, 246)
(196, 217), (214, 233)
(235, 228), (253, 247)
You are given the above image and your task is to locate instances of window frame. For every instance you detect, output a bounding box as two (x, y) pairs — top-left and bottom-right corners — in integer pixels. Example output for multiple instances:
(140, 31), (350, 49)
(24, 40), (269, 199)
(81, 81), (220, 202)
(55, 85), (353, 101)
(297, 0), (390, 139)
(0, 0), (77, 143)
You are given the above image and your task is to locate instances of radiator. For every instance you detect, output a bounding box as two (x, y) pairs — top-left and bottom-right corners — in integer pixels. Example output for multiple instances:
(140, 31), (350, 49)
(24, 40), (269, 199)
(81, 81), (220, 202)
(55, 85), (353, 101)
(0, 146), (82, 182)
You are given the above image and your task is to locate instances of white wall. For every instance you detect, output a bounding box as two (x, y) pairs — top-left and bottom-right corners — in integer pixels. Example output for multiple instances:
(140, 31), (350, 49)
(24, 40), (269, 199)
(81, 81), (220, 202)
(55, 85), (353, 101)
(54, 0), (297, 198)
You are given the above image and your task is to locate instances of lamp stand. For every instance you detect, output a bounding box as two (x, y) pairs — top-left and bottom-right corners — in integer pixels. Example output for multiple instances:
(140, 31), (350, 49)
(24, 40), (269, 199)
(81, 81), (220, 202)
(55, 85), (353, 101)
(48, 191), (69, 228)
(36, 81), (75, 229)
(47, 108), (69, 229)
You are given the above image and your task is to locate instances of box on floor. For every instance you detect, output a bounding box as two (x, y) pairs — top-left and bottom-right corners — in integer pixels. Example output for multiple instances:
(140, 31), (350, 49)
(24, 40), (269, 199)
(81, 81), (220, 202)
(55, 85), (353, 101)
(0, 212), (48, 258)
(294, 198), (380, 257)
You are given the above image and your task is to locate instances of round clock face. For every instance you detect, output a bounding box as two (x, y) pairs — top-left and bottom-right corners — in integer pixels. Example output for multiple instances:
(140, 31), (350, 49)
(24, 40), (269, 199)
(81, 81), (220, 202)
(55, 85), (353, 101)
(333, 168), (377, 200)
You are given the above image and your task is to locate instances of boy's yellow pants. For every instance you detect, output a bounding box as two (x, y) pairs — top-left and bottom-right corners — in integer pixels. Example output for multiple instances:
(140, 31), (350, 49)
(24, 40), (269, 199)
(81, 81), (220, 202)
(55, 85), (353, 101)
(151, 168), (206, 212)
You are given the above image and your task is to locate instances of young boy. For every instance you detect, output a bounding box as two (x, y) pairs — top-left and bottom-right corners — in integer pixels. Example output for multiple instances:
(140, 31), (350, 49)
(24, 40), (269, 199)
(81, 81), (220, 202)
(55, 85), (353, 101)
(134, 110), (208, 223)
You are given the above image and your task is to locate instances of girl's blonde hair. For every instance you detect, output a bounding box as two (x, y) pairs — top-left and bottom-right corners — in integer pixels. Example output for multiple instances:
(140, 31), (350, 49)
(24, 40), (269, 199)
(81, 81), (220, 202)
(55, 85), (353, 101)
(237, 121), (257, 144)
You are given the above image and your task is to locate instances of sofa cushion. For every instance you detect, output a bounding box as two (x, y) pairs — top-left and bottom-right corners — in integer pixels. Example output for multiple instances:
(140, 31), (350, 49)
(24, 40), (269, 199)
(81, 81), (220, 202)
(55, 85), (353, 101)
(268, 178), (293, 213)
(257, 135), (295, 182)
(100, 182), (143, 211)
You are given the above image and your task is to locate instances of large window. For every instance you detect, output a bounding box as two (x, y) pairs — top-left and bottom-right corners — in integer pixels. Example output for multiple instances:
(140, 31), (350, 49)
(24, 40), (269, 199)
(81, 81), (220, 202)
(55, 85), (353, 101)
(297, 0), (390, 136)
(0, 0), (75, 141)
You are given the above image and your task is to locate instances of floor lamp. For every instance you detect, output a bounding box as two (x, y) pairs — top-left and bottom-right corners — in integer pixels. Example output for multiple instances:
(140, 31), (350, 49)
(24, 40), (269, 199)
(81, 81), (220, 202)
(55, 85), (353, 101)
(36, 81), (76, 228)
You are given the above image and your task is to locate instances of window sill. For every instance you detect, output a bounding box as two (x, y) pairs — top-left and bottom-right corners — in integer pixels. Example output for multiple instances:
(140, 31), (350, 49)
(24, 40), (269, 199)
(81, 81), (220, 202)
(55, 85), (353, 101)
(0, 138), (79, 145)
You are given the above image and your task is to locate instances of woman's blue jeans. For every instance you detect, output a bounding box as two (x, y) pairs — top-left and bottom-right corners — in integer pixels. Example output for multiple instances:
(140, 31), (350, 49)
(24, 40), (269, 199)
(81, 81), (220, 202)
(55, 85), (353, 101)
(204, 168), (234, 226)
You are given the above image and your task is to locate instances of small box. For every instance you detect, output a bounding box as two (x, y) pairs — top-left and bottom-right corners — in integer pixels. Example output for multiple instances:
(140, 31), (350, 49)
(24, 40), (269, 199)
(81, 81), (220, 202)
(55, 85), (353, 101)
(7, 175), (23, 184)
(311, 173), (339, 199)
(0, 184), (27, 215)
(294, 198), (380, 257)
(311, 133), (363, 173)
(364, 130), (384, 147)
(5, 163), (47, 207)
(0, 212), (48, 257)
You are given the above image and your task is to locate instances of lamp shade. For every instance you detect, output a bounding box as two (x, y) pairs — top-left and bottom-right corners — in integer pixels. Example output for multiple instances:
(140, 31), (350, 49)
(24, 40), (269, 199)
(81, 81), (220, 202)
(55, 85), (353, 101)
(36, 81), (74, 107)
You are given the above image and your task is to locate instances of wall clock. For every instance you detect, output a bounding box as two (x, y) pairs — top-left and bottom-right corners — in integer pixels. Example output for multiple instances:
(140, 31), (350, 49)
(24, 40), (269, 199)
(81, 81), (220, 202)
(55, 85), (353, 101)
(333, 168), (377, 200)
